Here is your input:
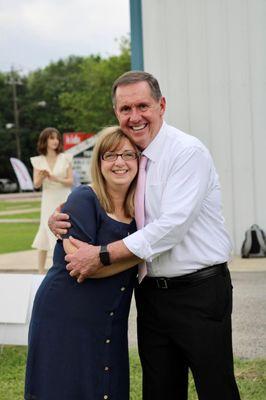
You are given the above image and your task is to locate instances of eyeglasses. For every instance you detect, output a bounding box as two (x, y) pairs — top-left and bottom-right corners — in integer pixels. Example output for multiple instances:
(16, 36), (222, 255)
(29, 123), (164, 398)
(101, 151), (139, 162)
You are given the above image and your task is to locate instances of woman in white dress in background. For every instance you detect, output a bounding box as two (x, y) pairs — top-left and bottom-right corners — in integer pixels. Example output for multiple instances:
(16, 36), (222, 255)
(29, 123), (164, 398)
(30, 127), (73, 274)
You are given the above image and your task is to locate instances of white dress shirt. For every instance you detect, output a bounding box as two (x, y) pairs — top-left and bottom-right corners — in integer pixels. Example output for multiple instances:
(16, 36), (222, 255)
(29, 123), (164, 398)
(123, 122), (232, 277)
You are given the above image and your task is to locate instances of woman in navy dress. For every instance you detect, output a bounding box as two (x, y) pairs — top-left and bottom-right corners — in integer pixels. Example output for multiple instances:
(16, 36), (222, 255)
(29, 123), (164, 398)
(25, 127), (140, 400)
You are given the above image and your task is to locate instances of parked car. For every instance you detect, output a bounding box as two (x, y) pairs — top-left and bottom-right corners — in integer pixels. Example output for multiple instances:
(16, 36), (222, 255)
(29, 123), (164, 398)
(0, 179), (18, 193)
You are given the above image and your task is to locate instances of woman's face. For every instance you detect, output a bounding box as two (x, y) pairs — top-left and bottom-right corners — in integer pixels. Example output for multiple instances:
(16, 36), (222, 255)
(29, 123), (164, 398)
(47, 132), (60, 151)
(100, 138), (138, 190)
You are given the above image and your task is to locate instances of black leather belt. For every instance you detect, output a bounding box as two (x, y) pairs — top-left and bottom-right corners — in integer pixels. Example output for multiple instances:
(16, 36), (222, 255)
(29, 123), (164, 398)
(140, 263), (228, 289)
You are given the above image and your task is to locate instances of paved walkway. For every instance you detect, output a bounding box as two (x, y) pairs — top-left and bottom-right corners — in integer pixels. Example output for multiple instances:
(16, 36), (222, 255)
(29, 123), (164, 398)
(0, 192), (41, 200)
(0, 250), (265, 274)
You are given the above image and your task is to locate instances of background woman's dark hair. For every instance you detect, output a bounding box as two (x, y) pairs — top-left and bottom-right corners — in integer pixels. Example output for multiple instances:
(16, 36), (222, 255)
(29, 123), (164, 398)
(37, 127), (63, 155)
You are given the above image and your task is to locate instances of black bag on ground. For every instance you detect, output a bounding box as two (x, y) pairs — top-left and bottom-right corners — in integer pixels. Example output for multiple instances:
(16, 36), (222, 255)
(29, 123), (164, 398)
(241, 224), (266, 258)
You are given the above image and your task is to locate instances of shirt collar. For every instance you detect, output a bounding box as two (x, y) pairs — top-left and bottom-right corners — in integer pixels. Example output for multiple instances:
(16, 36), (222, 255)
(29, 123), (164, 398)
(142, 121), (166, 162)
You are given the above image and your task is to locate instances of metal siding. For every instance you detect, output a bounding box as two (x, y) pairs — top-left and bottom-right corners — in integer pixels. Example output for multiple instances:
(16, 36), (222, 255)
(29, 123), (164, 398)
(247, 0), (266, 232)
(140, 0), (266, 253)
(203, 0), (235, 240)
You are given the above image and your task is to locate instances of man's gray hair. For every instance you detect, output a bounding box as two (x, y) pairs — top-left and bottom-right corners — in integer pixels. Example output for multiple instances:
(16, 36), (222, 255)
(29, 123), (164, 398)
(111, 71), (162, 106)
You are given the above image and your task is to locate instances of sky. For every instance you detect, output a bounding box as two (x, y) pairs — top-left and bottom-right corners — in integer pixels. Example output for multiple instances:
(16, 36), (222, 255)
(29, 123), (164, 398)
(0, 0), (130, 75)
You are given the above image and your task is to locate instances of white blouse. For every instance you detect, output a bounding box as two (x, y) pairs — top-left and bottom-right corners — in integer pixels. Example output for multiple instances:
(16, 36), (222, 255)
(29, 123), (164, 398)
(123, 122), (232, 277)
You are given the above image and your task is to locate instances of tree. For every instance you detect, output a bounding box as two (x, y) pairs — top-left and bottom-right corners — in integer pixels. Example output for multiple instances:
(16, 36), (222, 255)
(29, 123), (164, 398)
(59, 39), (131, 132)
(0, 38), (131, 180)
(0, 71), (28, 179)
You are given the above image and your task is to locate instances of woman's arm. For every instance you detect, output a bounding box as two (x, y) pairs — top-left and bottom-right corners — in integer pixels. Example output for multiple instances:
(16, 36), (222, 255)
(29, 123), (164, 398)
(63, 239), (140, 279)
(33, 168), (49, 189)
(48, 165), (73, 187)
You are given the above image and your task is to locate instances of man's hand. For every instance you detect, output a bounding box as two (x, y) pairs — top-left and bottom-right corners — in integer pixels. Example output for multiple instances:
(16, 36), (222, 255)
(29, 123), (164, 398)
(48, 204), (70, 239)
(65, 237), (102, 283)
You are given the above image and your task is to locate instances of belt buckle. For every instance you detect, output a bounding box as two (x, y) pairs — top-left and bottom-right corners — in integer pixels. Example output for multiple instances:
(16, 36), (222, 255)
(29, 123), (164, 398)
(156, 278), (168, 289)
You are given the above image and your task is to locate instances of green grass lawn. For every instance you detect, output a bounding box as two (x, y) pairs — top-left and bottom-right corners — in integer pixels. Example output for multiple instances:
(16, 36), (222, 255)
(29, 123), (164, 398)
(0, 200), (40, 212)
(0, 223), (38, 254)
(0, 200), (40, 253)
(0, 346), (265, 400)
(0, 212), (40, 220)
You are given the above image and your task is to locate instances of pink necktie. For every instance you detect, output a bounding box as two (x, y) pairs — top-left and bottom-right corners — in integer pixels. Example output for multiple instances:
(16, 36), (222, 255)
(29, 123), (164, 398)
(134, 155), (148, 282)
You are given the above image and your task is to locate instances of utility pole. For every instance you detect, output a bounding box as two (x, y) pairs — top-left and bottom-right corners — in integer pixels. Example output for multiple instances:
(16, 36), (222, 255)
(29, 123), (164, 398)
(7, 68), (23, 160)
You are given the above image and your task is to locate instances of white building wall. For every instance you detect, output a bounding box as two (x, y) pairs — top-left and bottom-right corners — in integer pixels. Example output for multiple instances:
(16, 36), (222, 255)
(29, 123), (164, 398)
(141, 0), (266, 253)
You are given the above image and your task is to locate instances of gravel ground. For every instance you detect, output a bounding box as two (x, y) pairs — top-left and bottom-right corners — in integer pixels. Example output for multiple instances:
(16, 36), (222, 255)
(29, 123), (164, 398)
(231, 271), (266, 359)
(128, 270), (266, 359)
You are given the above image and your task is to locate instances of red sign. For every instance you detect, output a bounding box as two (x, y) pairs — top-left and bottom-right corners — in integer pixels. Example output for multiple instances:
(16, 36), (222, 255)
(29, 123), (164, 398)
(63, 132), (94, 151)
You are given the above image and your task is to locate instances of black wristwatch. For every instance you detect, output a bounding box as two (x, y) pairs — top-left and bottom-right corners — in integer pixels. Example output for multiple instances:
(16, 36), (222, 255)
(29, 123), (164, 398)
(99, 245), (111, 266)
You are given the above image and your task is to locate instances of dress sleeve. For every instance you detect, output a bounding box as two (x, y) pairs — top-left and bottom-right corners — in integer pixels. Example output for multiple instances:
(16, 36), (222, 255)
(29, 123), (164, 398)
(62, 186), (99, 244)
(30, 156), (42, 169)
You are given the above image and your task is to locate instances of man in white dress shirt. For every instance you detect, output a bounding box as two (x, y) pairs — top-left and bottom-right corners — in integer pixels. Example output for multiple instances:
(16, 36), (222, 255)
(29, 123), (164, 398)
(50, 71), (240, 400)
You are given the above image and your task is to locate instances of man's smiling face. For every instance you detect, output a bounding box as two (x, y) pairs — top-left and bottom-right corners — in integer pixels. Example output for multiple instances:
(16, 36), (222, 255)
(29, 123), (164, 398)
(114, 81), (166, 150)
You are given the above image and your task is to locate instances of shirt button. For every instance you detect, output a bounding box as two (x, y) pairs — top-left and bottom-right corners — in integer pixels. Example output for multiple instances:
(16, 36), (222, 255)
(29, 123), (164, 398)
(103, 395), (108, 399)
(120, 286), (126, 291)
(109, 311), (114, 316)
(105, 339), (111, 344)
(104, 366), (109, 371)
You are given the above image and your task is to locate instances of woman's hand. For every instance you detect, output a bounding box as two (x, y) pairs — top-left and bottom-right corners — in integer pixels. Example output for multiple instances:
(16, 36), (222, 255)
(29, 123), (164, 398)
(63, 238), (102, 283)
(63, 238), (78, 255)
(39, 169), (50, 179)
(33, 169), (50, 188)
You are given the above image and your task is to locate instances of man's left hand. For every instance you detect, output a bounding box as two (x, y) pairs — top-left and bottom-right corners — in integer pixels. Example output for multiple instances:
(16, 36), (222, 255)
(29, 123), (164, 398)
(65, 237), (101, 283)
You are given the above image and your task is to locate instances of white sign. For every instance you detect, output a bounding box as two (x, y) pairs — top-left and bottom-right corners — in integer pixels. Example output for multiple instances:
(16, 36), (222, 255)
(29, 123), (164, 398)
(10, 157), (34, 191)
(65, 133), (98, 183)
(0, 274), (32, 324)
(65, 135), (98, 157)
(0, 274), (45, 345)
(73, 156), (92, 183)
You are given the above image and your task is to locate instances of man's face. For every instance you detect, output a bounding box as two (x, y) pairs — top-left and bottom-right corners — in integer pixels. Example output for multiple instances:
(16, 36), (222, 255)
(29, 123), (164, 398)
(114, 81), (166, 150)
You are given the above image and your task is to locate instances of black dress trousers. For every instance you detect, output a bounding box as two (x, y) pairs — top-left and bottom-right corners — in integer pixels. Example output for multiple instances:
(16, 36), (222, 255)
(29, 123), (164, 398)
(135, 268), (241, 400)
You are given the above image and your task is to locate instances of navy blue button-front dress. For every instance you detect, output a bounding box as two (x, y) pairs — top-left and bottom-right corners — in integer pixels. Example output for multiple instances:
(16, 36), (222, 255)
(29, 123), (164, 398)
(25, 186), (137, 400)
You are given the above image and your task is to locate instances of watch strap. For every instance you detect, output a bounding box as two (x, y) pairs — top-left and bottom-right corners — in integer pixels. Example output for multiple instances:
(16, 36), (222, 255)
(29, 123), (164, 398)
(99, 245), (111, 266)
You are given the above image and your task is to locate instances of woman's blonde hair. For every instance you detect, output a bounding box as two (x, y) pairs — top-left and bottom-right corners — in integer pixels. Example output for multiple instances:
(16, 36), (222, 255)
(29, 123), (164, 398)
(90, 126), (139, 218)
